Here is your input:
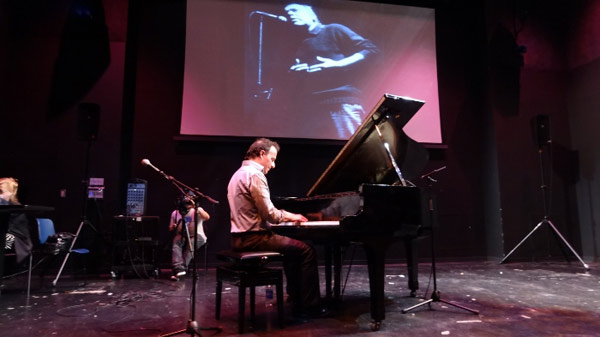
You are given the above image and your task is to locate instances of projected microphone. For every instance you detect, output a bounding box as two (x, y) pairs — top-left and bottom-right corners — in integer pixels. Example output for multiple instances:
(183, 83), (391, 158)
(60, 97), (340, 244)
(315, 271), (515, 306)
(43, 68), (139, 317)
(141, 159), (171, 180)
(252, 10), (288, 22)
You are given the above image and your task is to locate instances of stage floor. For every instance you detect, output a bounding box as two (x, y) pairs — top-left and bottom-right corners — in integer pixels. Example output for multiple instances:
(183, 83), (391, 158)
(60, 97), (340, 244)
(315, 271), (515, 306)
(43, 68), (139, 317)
(1, 260), (599, 336)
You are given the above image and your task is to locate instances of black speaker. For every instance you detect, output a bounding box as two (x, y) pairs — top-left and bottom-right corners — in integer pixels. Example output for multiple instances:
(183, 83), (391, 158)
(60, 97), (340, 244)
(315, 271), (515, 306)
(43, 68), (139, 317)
(532, 114), (551, 146)
(77, 103), (100, 141)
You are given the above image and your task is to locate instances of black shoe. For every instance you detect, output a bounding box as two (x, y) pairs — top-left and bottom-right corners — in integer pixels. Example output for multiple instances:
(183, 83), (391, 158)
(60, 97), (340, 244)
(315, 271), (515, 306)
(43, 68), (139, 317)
(306, 305), (332, 318)
(291, 304), (331, 319)
(173, 267), (186, 277)
(171, 267), (185, 280)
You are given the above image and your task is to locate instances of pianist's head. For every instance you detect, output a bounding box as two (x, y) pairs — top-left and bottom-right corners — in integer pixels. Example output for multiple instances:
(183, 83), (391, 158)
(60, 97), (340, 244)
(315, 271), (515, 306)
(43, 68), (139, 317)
(245, 138), (281, 174)
(0, 177), (20, 205)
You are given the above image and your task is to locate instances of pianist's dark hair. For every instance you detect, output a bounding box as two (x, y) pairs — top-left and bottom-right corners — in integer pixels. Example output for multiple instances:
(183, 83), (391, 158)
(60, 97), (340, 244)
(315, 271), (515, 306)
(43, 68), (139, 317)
(244, 138), (280, 159)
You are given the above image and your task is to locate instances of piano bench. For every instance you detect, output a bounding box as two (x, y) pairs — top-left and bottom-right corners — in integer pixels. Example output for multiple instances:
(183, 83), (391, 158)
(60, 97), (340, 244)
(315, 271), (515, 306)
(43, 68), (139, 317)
(215, 250), (284, 334)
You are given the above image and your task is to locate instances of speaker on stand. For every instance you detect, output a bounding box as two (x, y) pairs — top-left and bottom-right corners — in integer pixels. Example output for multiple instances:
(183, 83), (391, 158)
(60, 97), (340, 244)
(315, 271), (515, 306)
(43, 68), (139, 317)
(532, 114), (551, 147)
(501, 114), (589, 270)
(52, 103), (101, 286)
(77, 103), (100, 141)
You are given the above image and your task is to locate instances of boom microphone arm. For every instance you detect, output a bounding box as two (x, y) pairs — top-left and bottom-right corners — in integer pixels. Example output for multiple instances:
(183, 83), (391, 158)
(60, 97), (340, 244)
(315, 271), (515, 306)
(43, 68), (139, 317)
(141, 158), (219, 204)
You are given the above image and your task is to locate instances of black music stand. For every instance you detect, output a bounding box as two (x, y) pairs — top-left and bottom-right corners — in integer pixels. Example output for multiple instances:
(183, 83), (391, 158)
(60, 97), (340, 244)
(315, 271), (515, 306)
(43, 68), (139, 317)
(500, 144), (589, 270)
(141, 160), (221, 337)
(402, 168), (479, 315)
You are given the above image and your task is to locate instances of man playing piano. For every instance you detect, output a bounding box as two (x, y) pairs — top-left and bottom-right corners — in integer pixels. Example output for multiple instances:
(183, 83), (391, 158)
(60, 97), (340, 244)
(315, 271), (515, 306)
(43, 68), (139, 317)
(227, 138), (328, 318)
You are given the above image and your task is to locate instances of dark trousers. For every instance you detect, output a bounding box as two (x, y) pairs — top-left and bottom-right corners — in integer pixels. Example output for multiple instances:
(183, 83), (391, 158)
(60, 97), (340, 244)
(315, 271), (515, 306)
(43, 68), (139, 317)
(231, 231), (320, 310)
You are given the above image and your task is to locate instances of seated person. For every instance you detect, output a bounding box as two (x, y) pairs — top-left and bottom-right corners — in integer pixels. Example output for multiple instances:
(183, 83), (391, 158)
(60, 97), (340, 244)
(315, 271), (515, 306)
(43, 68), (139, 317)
(168, 196), (209, 280)
(1, 177), (32, 264)
(227, 138), (329, 317)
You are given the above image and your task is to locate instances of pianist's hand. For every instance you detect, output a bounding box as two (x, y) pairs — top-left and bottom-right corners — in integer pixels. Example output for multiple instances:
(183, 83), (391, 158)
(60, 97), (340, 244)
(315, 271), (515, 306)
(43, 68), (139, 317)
(284, 211), (308, 223)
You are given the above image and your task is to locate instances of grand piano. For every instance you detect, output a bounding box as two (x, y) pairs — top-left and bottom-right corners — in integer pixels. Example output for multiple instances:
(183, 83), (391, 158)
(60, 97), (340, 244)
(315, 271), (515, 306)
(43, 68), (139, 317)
(272, 93), (430, 330)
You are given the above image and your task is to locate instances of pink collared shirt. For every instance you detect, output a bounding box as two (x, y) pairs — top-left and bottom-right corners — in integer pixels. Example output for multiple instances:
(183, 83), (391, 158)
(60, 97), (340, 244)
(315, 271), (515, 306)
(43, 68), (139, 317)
(227, 160), (285, 233)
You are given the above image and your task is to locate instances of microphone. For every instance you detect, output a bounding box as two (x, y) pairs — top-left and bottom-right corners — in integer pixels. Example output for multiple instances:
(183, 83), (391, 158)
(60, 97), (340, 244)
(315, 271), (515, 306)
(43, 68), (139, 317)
(141, 158), (160, 172)
(252, 10), (288, 22)
(141, 159), (171, 180)
(420, 166), (447, 180)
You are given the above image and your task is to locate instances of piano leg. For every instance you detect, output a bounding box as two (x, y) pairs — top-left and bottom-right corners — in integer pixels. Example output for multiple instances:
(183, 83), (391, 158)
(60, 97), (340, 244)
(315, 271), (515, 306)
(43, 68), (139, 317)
(333, 244), (342, 299)
(362, 238), (395, 331)
(323, 243), (343, 301)
(404, 238), (419, 297)
(324, 244), (332, 299)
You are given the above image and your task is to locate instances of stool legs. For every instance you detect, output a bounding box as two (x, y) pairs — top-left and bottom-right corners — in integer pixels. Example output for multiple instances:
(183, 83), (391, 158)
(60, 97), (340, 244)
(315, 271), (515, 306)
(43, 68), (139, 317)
(216, 266), (284, 333)
(215, 280), (222, 320)
(238, 285), (246, 334)
(249, 286), (256, 324)
(276, 277), (284, 328)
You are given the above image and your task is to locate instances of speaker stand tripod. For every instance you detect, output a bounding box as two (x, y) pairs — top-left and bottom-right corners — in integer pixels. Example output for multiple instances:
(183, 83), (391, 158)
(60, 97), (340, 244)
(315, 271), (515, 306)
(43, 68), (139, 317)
(52, 218), (93, 286)
(500, 146), (589, 270)
(402, 169), (479, 315)
(53, 138), (97, 286)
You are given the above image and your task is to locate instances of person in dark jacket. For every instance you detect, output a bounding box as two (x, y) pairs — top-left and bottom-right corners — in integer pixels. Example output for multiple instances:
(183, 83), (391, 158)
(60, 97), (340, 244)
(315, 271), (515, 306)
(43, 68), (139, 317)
(1, 177), (32, 264)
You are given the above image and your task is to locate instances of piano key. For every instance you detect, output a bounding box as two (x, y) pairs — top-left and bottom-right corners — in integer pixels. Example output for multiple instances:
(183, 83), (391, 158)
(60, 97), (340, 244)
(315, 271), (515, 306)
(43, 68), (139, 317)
(274, 220), (340, 227)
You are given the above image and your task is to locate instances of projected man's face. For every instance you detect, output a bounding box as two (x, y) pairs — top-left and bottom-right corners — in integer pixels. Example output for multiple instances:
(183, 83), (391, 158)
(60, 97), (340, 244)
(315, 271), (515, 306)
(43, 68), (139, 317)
(285, 4), (317, 27)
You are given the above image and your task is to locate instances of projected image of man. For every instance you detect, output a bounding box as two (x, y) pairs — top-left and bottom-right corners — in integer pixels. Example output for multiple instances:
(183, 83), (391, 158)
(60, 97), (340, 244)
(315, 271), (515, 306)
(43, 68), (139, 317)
(285, 3), (378, 138)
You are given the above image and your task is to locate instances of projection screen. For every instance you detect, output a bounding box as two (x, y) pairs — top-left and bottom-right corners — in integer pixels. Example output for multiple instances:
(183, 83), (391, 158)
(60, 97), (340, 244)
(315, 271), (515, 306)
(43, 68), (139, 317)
(181, 0), (442, 143)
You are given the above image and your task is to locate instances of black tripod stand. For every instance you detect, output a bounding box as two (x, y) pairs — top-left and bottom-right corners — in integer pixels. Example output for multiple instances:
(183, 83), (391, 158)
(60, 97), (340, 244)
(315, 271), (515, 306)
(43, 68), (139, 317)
(141, 159), (221, 337)
(500, 145), (589, 270)
(402, 167), (479, 315)
(53, 137), (97, 286)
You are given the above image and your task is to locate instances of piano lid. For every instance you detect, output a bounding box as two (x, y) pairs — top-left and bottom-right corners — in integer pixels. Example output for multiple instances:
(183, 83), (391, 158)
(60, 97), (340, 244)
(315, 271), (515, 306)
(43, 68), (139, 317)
(308, 94), (429, 196)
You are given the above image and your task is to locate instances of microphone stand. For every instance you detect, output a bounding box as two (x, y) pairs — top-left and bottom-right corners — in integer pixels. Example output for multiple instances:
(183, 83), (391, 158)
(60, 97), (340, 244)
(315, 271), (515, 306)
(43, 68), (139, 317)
(402, 167), (479, 315)
(373, 117), (408, 187)
(145, 162), (221, 337)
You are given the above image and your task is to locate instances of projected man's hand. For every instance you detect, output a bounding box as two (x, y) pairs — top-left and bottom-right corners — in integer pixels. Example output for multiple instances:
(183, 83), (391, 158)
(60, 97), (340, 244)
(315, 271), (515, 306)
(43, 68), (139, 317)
(290, 58), (314, 72)
(290, 56), (341, 73)
(290, 62), (311, 72)
(301, 53), (366, 72)
(311, 56), (339, 70)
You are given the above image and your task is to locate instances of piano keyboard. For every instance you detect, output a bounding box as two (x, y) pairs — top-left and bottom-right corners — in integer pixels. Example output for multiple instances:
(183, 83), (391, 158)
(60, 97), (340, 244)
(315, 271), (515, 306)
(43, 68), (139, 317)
(274, 220), (340, 227)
